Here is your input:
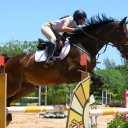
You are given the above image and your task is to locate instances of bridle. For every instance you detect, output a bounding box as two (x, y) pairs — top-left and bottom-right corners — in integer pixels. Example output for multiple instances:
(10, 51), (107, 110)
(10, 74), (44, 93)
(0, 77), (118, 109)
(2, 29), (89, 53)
(113, 21), (128, 52)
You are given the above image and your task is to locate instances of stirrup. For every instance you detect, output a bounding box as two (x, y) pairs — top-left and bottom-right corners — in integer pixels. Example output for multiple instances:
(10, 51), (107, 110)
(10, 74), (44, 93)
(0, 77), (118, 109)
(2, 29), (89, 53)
(46, 56), (54, 65)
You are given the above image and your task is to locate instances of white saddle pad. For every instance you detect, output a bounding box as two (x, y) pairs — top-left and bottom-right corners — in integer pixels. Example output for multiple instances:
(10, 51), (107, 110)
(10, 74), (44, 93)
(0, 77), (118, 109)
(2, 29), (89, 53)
(35, 41), (70, 62)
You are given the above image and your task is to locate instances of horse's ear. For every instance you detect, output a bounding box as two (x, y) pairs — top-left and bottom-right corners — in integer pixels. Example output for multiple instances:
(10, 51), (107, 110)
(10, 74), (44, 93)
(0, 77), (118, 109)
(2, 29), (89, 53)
(119, 17), (127, 26)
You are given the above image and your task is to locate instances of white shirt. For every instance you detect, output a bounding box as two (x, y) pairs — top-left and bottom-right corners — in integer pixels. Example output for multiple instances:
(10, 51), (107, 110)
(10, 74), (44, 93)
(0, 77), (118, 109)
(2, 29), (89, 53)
(50, 16), (77, 32)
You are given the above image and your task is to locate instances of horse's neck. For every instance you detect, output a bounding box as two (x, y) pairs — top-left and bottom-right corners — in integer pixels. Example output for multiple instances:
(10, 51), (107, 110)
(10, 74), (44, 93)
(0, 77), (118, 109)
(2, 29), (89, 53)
(70, 36), (105, 58)
(70, 22), (118, 58)
(87, 23), (117, 57)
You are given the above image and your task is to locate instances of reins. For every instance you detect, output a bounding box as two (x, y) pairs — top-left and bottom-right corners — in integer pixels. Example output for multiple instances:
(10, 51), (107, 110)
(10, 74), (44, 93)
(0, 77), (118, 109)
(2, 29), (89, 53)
(81, 30), (105, 44)
(72, 43), (91, 56)
(80, 30), (108, 60)
(70, 29), (108, 60)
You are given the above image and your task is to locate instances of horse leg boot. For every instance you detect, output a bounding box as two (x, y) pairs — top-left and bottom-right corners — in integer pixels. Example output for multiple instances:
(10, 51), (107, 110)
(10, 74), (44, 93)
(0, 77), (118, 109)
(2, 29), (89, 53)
(7, 114), (12, 126)
(90, 73), (104, 95)
(7, 100), (12, 126)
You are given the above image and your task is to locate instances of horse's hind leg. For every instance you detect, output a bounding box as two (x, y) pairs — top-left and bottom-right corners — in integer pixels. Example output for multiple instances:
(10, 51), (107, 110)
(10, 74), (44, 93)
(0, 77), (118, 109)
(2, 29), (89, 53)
(7, 82), (36, 105)
(7, 82), (36, 126)
(6, 73), (23, 126)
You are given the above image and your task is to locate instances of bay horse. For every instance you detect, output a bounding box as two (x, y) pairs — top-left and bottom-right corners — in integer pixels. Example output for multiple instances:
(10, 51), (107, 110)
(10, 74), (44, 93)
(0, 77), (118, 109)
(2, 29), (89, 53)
(5, 15), (128, 124)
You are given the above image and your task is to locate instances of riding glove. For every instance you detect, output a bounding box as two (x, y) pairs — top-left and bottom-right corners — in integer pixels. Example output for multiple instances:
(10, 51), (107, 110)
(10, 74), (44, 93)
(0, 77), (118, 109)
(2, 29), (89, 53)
(75, 27), (83, 33)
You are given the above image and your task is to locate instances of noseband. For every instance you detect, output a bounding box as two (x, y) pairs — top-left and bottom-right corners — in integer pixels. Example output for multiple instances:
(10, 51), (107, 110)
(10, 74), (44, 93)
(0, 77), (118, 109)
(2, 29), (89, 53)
(115, 22), (127, 46)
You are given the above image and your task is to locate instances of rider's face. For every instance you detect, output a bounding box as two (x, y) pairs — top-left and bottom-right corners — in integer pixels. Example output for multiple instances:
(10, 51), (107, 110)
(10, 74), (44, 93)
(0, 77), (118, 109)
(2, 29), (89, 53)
(77, 18), (85, 25)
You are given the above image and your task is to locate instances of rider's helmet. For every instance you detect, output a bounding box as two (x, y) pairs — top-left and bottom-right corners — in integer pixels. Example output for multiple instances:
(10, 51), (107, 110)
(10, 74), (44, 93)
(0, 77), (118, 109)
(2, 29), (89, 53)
(73, 10), (87, 21)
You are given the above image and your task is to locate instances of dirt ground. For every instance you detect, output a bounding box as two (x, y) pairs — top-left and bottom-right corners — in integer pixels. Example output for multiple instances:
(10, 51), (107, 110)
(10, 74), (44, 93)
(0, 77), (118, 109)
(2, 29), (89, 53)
(7, 105), (114, 128)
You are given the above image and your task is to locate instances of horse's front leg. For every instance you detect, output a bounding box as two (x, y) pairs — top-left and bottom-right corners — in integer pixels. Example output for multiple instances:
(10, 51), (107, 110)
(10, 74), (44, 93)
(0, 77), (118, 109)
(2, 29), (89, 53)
(90, 73), (104, 94)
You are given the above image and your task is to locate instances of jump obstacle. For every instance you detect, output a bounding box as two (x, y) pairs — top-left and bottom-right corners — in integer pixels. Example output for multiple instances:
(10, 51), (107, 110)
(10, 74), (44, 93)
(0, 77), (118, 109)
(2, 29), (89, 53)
(1, 73), (128, 128)
(7, 105), (69, 113)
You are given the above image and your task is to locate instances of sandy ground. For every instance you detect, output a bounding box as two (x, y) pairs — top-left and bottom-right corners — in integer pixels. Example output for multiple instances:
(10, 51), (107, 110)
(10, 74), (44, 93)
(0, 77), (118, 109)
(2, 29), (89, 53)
(7, 105), (114, 128)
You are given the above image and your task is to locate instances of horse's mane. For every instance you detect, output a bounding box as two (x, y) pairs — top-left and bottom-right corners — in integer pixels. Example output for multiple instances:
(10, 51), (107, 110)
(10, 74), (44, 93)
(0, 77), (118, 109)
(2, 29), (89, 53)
(70, 15), (116, 57)
(83, 14), (115, 30)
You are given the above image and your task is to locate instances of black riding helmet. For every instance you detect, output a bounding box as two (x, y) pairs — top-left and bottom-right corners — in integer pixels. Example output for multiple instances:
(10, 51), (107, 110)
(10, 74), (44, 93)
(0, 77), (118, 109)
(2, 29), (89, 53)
(73, 10), (87, 21)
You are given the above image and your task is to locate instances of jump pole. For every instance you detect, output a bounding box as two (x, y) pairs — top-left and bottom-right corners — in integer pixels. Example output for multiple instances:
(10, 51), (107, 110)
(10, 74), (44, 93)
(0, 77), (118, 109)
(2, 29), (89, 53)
(7, 105), (69, 113)
(90, 108), (128, 116)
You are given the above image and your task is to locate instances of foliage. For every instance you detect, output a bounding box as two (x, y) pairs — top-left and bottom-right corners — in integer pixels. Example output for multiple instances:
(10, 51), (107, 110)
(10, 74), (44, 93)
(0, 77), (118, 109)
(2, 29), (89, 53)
(47, 83), (77, 105)
(15, 89), (39, 103)
(0, 40), (37, 56)
(95, 65), (128, 101)
(107, 114), (128, 128)
(109, 100), (124, 107)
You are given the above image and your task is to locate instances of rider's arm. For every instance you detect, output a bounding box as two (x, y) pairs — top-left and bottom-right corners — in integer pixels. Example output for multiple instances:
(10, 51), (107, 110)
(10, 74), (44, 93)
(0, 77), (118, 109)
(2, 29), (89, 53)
(60, 21), (76, 33)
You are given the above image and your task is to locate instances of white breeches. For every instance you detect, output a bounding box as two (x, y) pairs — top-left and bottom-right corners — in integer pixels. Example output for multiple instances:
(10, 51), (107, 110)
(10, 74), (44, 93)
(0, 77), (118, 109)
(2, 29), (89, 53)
(41, 23), (56, 44)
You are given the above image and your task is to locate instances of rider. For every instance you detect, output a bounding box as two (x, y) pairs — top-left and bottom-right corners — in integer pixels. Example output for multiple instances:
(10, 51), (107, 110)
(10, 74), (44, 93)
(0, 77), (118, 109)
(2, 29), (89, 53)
(41, 10), (87, 64)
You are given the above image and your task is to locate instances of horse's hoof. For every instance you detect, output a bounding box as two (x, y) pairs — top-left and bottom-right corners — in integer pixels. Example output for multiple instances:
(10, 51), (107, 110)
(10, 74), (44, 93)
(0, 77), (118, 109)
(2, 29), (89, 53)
(7, 113), (12, 126)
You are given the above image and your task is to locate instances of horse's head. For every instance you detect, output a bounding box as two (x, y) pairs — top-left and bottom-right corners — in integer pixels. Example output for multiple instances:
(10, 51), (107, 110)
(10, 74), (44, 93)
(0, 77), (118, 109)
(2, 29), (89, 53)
(114, 17), (128, 60)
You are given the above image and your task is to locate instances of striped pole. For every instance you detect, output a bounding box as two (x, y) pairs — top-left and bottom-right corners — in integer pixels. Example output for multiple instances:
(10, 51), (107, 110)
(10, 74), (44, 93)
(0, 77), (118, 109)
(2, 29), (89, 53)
(7, 105), (69, 113)
(90, 108), (128, 116)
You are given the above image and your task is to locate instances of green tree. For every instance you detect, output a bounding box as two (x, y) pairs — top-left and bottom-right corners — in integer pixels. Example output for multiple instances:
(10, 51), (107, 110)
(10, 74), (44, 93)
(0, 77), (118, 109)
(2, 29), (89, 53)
(95, 65), (127, 101)
(47, 83), (76, 105)
(0, 40), (38, 56)
(103, 57), (116, 69)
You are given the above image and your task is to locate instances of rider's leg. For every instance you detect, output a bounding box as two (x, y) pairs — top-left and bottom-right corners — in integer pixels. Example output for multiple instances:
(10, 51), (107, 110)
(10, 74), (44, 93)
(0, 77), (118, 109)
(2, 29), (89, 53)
(41, 24), (57, 63)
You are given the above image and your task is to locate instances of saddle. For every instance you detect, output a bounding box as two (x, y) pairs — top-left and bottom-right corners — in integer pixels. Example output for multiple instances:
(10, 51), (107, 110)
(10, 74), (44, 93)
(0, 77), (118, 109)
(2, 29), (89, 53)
(35, 38), (70, 62)
(37, 38), (47, 50)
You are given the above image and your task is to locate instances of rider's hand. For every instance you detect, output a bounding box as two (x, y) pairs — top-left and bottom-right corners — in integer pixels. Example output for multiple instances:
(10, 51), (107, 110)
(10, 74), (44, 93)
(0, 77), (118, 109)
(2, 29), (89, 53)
(74, 26), (83, 33)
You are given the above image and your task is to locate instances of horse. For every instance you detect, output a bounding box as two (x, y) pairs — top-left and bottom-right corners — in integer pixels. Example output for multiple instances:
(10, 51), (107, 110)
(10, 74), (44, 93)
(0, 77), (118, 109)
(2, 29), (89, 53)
(5, 15), (128, 124)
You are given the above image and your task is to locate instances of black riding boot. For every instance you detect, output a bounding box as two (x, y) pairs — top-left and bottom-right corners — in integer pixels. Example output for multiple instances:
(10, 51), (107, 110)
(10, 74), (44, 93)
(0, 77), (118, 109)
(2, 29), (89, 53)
(46, 43), (56, 64)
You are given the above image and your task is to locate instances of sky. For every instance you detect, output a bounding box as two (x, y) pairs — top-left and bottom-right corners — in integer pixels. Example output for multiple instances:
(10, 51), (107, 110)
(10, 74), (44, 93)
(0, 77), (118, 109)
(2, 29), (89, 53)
(0, 0), (128, 69)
